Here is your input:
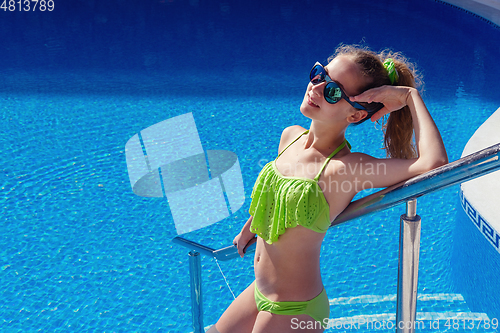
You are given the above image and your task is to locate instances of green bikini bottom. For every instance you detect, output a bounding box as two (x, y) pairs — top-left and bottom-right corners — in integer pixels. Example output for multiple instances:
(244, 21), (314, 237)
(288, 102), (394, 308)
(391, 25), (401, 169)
(254, 283), (330, 328)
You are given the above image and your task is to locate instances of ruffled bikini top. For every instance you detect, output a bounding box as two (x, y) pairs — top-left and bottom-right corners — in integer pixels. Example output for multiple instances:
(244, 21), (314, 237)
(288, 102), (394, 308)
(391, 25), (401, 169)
(249, 130), (350, 244)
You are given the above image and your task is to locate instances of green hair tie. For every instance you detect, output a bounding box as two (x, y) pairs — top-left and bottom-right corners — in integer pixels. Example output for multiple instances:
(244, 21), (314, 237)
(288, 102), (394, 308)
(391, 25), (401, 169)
(383, 58), (399, 85)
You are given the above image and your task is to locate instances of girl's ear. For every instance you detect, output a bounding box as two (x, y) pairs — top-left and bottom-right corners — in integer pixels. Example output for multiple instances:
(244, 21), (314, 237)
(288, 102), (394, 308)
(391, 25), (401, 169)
(347, 110), (368, 123)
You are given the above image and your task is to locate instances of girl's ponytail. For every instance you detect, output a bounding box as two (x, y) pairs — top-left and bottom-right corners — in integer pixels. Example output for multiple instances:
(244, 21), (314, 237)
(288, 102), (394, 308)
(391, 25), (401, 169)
(381, 52), (420, 159)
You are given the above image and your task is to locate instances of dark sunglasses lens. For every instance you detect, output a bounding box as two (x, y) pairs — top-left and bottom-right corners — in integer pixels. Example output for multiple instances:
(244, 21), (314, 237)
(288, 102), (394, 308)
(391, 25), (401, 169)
(310, 65), (324, 84)
(324, 82), (342, 104)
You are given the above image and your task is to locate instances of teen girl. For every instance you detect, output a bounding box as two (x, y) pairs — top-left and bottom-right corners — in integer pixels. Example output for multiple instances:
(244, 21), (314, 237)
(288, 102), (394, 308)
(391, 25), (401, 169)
(208, 44), (447, 333)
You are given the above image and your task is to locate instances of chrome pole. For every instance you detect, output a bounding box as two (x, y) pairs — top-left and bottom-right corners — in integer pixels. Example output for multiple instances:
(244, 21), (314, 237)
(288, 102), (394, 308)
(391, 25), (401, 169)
(189, 251), (204, 333)
(396, 199), (421, 333)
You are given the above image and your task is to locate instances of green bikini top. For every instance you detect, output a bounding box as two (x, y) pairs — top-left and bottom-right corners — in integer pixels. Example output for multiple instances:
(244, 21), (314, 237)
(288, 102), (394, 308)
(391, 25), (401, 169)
(249, 130), (350, 244)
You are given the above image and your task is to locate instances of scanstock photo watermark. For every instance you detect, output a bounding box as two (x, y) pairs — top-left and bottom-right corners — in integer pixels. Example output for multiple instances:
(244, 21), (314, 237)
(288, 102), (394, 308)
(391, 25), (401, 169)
(258, 158), (387, 193)
(291, 317), (499, 331)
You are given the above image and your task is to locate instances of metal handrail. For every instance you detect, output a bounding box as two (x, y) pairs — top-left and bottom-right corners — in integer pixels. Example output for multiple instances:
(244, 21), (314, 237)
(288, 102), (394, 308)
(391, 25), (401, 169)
(173, 142), (500, 333)
(173, 142), (500, 258)
(333, 142), (500, 224)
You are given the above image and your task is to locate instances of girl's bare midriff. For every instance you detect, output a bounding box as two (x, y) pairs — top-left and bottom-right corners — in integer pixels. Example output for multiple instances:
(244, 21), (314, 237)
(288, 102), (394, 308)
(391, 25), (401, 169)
(254, 225), (326, 302)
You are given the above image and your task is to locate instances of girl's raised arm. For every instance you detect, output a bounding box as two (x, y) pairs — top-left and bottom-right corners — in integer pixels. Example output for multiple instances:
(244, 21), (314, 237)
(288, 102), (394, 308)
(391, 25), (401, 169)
(347, 85), (448, 189)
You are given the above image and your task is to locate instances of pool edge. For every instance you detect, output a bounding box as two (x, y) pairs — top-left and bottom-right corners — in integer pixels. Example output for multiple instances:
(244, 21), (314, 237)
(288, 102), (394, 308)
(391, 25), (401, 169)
(437, 0), (500, 27)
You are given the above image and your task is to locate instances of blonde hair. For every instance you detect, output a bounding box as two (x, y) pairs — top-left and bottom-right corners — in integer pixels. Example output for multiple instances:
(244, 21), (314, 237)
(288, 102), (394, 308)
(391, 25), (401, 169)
(329, 44), (422, 159)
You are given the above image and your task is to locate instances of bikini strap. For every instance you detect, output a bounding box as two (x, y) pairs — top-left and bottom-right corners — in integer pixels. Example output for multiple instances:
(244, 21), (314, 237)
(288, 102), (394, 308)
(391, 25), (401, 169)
(313, 139), (351, 182)
(277, 130), (309, 157)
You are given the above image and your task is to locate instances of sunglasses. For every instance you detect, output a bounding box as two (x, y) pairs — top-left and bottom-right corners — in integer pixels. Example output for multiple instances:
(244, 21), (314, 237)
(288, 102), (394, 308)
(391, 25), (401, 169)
(309, 62), (367, 110)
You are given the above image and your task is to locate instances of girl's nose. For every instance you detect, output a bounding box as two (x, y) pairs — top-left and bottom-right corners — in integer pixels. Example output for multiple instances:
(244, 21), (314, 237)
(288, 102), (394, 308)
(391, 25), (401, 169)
(310, 81), (325, 96)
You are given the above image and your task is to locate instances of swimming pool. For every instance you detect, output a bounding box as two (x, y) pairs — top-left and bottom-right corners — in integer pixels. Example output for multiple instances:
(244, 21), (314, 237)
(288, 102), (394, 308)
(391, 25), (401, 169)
(1, 0), (500, 332)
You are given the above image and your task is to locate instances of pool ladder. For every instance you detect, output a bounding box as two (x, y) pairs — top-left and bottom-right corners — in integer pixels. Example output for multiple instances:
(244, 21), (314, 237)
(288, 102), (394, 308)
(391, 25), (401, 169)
(173, 142), (500, 333)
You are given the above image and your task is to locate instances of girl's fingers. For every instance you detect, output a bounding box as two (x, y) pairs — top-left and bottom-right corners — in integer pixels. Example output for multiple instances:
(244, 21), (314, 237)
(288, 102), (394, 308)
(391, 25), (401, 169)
(352, 90), (377, 103)
(237, 244), (244, 258)
(353, 85), (387, 101)
(233, 237), (243, 257)
(243, 237), (257, 254)
(353, 85), (405, 104)
(354, 86), (410, 116)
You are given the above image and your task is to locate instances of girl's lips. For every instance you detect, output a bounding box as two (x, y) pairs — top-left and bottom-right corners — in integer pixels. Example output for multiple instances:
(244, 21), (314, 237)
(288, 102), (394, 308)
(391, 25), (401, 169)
(308, 95), (320, 108)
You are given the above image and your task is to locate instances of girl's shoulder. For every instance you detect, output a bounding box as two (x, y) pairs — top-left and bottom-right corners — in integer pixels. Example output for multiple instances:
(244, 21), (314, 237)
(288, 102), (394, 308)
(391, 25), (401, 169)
(278, 125), (307, 154)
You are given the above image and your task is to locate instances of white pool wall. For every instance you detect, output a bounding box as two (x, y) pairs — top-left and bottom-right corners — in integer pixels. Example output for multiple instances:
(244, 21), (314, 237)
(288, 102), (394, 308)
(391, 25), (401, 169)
(461, 108), (500, 252)
(440, 0), (500, 26)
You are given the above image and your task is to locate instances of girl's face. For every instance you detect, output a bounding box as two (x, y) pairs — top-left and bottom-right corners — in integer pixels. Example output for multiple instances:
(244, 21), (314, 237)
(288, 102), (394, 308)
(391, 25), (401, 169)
(300, 55), (371, 124)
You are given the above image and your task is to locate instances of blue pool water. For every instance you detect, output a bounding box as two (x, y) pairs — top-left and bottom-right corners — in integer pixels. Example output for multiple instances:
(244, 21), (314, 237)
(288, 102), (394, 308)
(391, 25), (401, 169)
(1, 0), (500, 332)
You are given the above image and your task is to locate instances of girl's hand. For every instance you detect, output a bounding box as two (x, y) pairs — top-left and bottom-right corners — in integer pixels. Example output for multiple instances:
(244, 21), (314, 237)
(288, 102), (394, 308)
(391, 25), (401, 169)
(233, 231), (257, 258)
(351, 86), (413, 122)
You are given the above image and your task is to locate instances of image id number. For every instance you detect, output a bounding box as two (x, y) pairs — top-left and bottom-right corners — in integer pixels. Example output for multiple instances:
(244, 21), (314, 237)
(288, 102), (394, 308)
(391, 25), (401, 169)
(1, 0), (54, 11)
(445, 318), (499, 330)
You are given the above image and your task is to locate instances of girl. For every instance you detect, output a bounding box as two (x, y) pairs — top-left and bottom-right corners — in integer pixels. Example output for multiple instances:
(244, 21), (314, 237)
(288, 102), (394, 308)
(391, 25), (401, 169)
(208, 44), (448, 333)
